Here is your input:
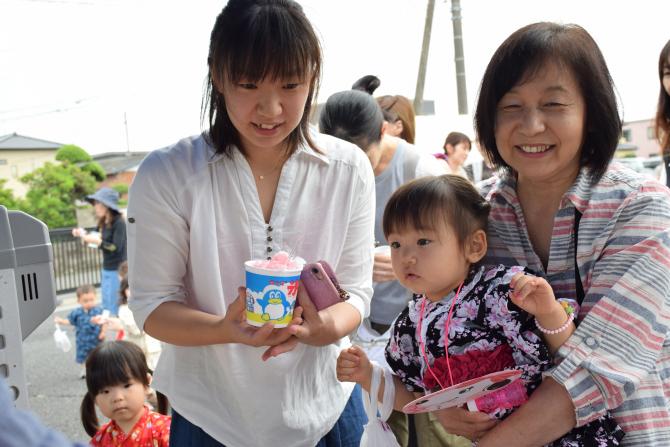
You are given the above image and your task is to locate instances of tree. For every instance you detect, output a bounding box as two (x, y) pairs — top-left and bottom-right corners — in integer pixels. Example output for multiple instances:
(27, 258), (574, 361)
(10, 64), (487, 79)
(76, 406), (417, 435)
(82, 161), (106, 182)
(55, 144), (92, 163)
(20, 161), (97, 228)
(56, 144), (106, 182)
(0, 179), (19, 210)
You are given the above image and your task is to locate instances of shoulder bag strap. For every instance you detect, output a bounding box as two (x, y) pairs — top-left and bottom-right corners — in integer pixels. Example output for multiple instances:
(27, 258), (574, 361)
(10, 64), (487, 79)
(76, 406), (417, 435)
(574, 207), (585, 305)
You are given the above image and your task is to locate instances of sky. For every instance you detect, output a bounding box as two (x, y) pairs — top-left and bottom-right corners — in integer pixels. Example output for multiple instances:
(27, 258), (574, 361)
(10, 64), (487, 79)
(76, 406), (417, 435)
(1, 0), (669, 156)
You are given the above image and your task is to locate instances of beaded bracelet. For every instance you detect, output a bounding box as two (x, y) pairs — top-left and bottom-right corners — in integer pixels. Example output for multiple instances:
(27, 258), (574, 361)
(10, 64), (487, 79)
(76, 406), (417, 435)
(535, 311), (575, 335)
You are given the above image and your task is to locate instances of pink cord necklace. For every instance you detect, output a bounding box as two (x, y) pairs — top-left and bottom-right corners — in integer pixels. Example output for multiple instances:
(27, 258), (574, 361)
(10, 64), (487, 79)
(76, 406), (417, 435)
(416, 280), (464, 390)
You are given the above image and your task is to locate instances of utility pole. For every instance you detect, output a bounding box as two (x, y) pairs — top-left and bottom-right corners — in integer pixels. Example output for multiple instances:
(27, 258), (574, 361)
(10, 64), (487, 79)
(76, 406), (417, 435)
(414, 0), (435, 115)
(451, 0), (468, 114)
(123, 112), (130, 156)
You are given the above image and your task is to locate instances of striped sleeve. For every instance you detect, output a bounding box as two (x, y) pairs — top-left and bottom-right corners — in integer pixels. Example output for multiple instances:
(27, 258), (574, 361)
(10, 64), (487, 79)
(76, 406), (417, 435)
(549, 185), (670, 427)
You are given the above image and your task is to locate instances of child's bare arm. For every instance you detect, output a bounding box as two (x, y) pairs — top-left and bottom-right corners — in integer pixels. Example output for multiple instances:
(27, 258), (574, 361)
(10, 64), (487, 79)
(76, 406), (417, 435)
(54, 316), (70, 326)
(509, 273), (575, 354)
(98, 324), (107, 340)
(91, 315), (124, 331)
(336, 345), (417, 410)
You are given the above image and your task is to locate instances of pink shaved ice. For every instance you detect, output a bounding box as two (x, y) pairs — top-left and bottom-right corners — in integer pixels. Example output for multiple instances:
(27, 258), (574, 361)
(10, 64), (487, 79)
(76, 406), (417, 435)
(250, 250), (303, 270)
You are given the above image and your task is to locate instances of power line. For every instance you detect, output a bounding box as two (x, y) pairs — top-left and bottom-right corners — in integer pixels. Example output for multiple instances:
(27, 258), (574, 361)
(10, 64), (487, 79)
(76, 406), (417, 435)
(0, 98), (95, 122)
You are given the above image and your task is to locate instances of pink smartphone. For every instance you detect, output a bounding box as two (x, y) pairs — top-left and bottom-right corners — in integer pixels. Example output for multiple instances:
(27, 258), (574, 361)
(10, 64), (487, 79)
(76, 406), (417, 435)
(299, 261), (350, 311)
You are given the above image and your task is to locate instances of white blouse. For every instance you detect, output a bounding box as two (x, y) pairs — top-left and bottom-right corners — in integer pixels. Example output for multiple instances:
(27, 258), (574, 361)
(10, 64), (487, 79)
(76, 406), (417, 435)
(127, 132), (375, 446)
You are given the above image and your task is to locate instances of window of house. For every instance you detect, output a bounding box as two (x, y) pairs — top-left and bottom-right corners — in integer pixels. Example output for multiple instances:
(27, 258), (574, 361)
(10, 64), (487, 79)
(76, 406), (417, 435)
(0, 159), (7, 165)
(622, 129), (632, 142)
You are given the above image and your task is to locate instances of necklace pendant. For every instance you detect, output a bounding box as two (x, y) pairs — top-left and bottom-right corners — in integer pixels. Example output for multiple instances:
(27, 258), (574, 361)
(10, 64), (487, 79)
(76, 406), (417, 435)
(259, 175), (264, 180)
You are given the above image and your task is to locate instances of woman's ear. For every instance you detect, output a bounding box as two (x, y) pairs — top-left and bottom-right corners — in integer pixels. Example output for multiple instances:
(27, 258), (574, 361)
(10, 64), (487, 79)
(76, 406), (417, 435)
(381, 121), (389, 136)
(465, 229), (487, 264)
(444, 143), (454, 155)
(386, 119), (403, 137)
(394, 119), (404, 135)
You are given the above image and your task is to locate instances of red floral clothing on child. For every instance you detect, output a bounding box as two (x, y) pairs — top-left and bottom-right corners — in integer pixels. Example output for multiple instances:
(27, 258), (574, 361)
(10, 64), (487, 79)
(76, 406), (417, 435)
(90, 406), (170, 447)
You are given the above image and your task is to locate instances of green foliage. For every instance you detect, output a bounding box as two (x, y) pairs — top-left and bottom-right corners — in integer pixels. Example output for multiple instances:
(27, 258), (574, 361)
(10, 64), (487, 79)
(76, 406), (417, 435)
(55, 144), (92, 163)
(0, 179), (19, 210)
(112, 183), (129, 195)
(20, 161), (97, 228)
(82, 161), (106, 182)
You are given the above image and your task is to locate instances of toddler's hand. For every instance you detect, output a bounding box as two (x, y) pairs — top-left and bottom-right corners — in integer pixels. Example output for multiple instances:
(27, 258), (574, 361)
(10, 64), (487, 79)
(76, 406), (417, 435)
(509, 272), (558, 318)
(336, 345), (372, 389)
(54, 316), (67, 325)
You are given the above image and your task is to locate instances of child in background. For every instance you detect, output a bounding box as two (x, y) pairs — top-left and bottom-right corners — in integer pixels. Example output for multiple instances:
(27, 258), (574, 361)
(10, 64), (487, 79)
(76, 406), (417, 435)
(55, 284), (106, 378)
(337, 175), (624, 446)
(94, 272), (162, 371)
(81, 341), (170, 446)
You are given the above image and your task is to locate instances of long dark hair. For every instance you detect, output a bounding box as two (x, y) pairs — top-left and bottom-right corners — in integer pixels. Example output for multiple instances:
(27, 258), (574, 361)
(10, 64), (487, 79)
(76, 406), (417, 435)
(97, 207), (120, 232)
(655, 40), (670, 153)
(80, 341), (168, 437)
(203, 0), (322, 157)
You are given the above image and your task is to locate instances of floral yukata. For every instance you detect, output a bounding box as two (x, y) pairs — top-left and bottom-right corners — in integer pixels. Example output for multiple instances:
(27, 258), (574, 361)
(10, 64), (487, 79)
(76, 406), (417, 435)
(91, 406), (170, 447)
(385, 264), (624, 446)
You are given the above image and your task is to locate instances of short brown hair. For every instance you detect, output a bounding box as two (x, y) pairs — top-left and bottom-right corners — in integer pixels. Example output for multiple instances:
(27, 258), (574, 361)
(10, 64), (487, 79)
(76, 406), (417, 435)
(475, 22), (620, 184)
(117, 260), (128, 280)
(382, 175), (490, 250)
(443, 132), (471, 153)
(76, 284), (96, 299)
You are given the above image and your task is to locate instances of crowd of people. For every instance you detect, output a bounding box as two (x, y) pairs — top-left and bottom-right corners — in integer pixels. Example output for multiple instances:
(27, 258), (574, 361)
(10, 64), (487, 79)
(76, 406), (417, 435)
(3, 1), (670, 446)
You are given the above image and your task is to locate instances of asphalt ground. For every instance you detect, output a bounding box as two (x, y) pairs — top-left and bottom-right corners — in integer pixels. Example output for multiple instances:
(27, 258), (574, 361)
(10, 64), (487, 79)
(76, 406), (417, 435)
(22, 288), (105, 444)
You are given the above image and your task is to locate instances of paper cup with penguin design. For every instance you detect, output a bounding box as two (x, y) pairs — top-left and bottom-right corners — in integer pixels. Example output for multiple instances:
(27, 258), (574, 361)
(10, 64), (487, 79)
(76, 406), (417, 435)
(244, 252), (303, 328)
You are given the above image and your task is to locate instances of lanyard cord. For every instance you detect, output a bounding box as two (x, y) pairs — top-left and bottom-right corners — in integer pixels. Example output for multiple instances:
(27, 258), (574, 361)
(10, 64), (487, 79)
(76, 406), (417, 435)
(417, 280), (464, 390)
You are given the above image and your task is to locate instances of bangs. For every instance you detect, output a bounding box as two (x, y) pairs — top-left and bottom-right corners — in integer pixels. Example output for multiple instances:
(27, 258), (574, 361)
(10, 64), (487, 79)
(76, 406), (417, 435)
(216, 4), (319, 84)
(86, 342), (148, 396)
(493, 52), (557, 105)
(491, 25), (583, 106)
(383, 182), (451, 237)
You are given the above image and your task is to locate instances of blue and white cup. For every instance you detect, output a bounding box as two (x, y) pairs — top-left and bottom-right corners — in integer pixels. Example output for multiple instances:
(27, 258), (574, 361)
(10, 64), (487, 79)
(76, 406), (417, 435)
(244, 261), (302, 328)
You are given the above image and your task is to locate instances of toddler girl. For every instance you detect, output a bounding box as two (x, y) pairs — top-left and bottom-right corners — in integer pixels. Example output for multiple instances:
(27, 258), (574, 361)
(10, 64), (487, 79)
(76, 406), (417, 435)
(81, 341), (170, 446)
(337, 175), (624, 446)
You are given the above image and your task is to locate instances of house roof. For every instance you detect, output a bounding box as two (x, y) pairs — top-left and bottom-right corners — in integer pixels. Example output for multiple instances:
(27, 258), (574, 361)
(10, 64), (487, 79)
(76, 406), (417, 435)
(92, 151), (149, 176)
(0, 133), (63, 150)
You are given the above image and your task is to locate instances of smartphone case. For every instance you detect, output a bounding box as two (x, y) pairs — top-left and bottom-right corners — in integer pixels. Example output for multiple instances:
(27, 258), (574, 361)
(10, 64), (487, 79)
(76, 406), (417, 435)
(299, 260), (350, 311)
